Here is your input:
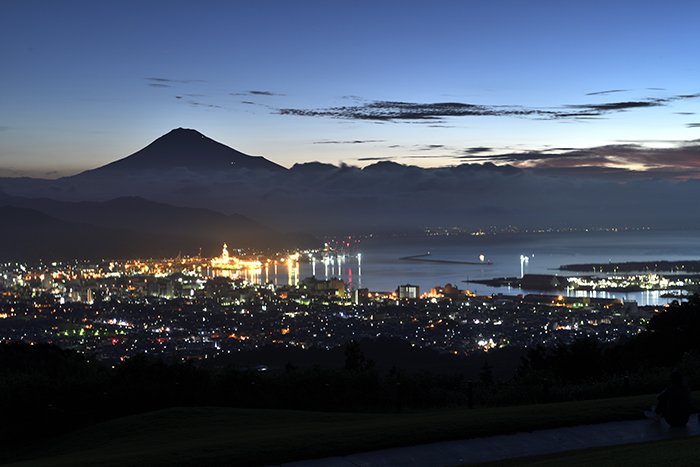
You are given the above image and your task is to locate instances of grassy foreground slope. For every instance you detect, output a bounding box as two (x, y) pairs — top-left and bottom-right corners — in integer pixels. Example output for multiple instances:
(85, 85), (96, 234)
(481, 436), (700, 466)
(3, 393), (694, 467)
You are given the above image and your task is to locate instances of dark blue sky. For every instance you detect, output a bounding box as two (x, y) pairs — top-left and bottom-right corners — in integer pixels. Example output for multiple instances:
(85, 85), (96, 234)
(2, 0), (699, 177)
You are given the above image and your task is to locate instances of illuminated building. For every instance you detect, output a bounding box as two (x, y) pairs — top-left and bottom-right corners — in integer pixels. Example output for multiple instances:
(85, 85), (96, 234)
(426, 283), (473, 299)
(211, 243), (234, 270)
(300, 276), (347, 298)
(353, 288), (369, 304)
(398, 284), (420, 299)
(210, 243), (263, 282)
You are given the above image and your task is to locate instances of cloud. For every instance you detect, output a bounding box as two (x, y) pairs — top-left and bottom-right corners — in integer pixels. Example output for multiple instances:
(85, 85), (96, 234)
(280, 100), (548, 121)
(278, 92), (700, 122)
(249, 90), (284, 96)
(0, 167), (79, 178)
(145, 77), (206, 84)
(356, 156), (395, 161)
(615, 139), (687, 144)
(688, 123), (700, 128)
(231, 90), (285, 97)
(675, 112), (696, 115)
(313, 139), (385, 144)
(381, 143), (453, 152)
(404, 154), (452, 159)
(149, 83), (170, 88)
(463, 147), (492, 154)
(355, 154), (452, 162)
(563, 100), (664, 113)
(187, 101), (222, 109)
(457, 151), (569, 163)
(457, 142), (700, 180)
(586, 89), (628, 96)
(407, 144), (448, 152)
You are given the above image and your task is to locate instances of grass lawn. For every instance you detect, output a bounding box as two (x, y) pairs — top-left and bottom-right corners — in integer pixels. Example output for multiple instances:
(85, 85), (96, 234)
(2, 392), (697, 466)
(478, 436), (700, 466)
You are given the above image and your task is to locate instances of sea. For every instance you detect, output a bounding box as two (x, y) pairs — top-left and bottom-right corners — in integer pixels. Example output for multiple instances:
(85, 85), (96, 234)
(290, 229), (700, 306)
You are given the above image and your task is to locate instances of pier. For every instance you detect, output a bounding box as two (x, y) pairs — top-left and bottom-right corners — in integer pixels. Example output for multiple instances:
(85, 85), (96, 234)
(399, 253), (491, 266)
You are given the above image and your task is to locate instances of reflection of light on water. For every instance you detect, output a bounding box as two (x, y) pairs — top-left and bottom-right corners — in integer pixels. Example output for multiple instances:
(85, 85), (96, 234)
(569, 287), (675, 306)
(573, 290), (613, 299)
(287, 259), (299, 286)
(520, 255), (530, 278)
(246, 267), (262, 285)
(358, 255), (362, 288)
(299, 252), (364, 288)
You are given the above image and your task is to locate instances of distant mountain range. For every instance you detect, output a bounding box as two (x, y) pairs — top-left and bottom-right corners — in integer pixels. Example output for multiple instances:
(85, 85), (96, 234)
(0, 205), (183, 261)
(2, 127), (700, 260)
(0, 195), (314, 261)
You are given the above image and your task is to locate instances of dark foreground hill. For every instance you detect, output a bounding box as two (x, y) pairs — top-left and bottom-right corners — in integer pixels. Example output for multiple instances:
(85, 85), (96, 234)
(0, 396), (668, 467)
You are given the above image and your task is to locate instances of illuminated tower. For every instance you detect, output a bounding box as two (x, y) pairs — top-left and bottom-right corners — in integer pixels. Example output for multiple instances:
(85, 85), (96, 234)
(211, 243), (233, 270)
(221, 243), (230, 263)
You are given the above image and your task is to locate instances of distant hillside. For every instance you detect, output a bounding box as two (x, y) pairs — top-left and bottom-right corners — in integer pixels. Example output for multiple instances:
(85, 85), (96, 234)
(0, 206), (177, 260)
(0, 198), (316, 261)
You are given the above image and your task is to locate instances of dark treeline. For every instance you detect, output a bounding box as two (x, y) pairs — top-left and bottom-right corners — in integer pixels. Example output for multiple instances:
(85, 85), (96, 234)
(2, 296), (700, 451)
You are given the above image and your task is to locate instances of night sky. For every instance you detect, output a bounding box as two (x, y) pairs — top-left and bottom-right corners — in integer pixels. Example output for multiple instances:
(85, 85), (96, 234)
(2, 0), (699, 177)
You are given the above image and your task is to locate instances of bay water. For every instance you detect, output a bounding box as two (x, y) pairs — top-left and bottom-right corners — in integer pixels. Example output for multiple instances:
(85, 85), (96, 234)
(297, 229), (700, 306)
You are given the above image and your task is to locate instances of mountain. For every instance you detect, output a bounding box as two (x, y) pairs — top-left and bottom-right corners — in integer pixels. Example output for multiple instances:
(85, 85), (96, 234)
(2, 128), (700, 234)
(289, 162), (339, 176)
(0, 196), (317, 260)
(5, 195), (260, 237)
(0, 206), (173, 260)
(74, 128), (285, 176)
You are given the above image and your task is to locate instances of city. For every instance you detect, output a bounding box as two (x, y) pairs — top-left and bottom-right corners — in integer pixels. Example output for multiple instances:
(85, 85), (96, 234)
(3, 1), (700, 465)
(0, 242), (653, 365)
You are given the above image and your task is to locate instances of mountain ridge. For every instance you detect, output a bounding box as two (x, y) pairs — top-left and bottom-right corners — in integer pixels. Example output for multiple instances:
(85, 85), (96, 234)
(72, 128), (285, 177)
(0, 195), (317, 259)
(1, 128), (699, 234)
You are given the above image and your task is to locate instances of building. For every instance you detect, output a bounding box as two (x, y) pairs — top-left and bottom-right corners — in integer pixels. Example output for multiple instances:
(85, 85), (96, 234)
(398, 284), (420, 299)
(300, 276), (347, 299)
